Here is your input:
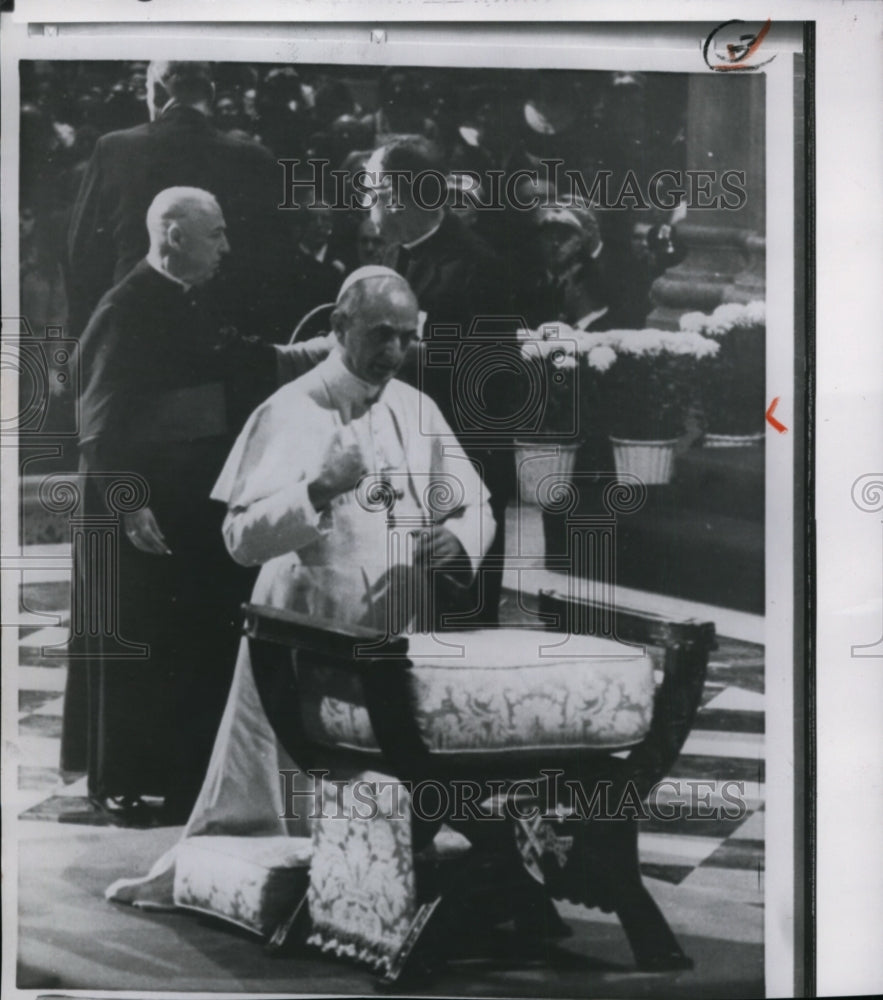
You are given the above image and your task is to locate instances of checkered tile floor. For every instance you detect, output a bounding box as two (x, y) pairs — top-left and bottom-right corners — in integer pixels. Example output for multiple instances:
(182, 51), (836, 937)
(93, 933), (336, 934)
(12, 551), (764, 906)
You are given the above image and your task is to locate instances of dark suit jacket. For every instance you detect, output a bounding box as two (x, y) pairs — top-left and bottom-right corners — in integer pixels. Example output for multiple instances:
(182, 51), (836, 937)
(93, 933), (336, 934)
(67, 104), (295, 340)
(396, 212), (519, 502)
(581, 217), (689, 330)
(522, 268), (637, 331)
(520, 225), (686, 332)
(286, 250), (343, 335)
(399, 211), (510, 332)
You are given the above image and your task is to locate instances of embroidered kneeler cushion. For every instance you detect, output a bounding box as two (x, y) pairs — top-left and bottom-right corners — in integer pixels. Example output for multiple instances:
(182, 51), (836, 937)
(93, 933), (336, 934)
(173, 835), (313, 937)
(298, 629), (656, 759)
(307, 773), (417, 973)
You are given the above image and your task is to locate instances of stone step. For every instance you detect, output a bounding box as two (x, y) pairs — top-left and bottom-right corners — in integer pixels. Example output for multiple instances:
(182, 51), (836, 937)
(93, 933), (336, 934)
(544, 504), (763, 614)
(667, 445), (764, 523)
(618, 509), (763, 614)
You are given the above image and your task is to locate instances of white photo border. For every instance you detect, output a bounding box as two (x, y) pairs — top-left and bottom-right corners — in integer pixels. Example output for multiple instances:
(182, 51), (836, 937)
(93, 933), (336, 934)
(0, 7), (839, 999)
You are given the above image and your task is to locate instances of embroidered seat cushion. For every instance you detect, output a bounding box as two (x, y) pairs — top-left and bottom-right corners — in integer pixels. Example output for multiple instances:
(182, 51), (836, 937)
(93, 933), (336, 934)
(173, 835), (313, 937)
(299, 628), (655, 757)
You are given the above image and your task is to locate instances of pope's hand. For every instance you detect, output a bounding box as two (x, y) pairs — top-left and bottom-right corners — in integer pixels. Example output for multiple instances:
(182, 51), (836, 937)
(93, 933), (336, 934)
(415, 525), (467, 569)
(123, 507), (172, 555)
(308, 428), (368, 511)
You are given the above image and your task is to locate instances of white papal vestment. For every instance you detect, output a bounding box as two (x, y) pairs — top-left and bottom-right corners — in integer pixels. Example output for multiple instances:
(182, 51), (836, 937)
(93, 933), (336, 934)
(106, 349), (494, 908)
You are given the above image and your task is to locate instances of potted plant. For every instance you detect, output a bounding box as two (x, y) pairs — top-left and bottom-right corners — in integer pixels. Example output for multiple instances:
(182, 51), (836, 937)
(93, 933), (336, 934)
(679, 300), (766, 446)
(512, 324), (591, 504)
(590, 329), (720, 484)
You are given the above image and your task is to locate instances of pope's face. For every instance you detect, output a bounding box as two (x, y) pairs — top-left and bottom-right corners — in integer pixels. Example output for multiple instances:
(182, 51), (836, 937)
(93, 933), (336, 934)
(176, 201), (230, 285)
(338, 286), (419, 386)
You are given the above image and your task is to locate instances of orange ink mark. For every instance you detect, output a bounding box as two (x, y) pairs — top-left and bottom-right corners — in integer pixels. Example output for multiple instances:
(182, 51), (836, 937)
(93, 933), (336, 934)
(766, 396), (787, 434)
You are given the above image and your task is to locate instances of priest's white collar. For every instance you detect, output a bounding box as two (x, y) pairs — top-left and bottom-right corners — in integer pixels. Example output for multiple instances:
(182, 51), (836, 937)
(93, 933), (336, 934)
(401, 215), (443, 251)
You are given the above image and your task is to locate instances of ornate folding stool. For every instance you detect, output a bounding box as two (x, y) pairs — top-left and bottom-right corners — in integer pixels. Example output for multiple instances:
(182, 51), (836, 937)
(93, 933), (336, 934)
(244, 589), (715, 988)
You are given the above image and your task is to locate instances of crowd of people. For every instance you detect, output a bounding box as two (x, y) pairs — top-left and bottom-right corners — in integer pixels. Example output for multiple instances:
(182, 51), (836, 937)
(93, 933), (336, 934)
(18, 60), (692, 824)
(21, 59), (688, 368)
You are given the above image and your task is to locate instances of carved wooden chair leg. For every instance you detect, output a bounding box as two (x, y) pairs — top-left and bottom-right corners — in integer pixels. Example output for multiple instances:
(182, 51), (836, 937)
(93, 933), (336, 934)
(265, 891), (311, 955)
(443, 807), (573, 944)
(376, 896), (445, 991)
(605, 819), (693, 971)
(378, 828), (568, 989)
(512, 881), (573, 943)
(615, 880), (693, 971)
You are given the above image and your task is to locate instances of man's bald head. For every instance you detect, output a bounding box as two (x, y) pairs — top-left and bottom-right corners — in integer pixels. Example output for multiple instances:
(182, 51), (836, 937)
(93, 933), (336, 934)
(146, 61), (214, 120)
(146, 187), (230, 286)
(146, 186), (219, 242)
(365, 135), (447, 245)
(332, 271), (419, 387)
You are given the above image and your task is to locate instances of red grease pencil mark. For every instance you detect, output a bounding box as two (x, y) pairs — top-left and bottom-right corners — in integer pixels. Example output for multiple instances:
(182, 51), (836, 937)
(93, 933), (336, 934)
(724, 18), (772, 67)
(703, 19), (776, 73)
(766, 397), (787, 434)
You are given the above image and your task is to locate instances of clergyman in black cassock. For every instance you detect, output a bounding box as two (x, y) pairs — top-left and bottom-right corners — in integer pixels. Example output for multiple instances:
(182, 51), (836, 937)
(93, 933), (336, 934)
(61, 189), (276, 820)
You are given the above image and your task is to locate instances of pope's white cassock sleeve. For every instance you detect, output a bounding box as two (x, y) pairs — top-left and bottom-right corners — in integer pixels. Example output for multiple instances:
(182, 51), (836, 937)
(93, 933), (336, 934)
(106, 355), (495, 909)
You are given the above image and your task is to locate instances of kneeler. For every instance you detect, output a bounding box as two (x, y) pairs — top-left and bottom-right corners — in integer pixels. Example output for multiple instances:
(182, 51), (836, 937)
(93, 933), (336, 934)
(244, 589), (715, 988)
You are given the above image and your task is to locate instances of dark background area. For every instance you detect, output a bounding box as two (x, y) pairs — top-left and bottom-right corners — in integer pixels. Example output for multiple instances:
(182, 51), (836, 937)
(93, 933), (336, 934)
(18, 59), (689, 461)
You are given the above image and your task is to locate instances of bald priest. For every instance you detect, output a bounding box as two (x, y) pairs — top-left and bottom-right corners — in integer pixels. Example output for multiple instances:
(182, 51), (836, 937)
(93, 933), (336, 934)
(62, 186), (329, 821)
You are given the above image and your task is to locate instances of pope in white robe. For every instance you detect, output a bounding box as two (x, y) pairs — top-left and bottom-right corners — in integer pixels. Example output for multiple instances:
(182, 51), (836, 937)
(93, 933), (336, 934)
(107, 266), (495, 908)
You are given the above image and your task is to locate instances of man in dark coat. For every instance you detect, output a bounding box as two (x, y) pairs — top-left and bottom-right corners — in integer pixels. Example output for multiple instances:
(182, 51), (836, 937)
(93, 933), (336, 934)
(364, 136), (518, 625)
(522, 201), (687, 332)
(522, 203), (632, 331)
(67, 61), (294, 343)
(61, 187), (319, 822)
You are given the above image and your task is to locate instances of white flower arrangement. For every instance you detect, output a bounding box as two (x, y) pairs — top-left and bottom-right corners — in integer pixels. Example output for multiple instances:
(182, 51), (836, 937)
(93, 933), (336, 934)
(518, 323), (599, 360)
(678, 300), (765, 338)
(550, 352), (578, 371)
(519, 325), (719, 362)
(743, 299), (765, 325)
(586, 344), (617, 373)
(516, 325), (551, 342)
(678, 311), (707, 333)
(594, 329), (720, 360)
(674, 301), (766, 435)
(516, 323), (721, 440)
(515, 323), (586, 436)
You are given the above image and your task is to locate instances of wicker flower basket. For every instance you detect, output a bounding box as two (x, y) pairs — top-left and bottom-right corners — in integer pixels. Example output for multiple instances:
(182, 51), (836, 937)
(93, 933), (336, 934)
(703, 431), (765, 448)
(514, 442), (581, 505)
(609, 437), (679, 485)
